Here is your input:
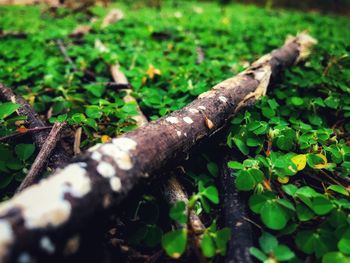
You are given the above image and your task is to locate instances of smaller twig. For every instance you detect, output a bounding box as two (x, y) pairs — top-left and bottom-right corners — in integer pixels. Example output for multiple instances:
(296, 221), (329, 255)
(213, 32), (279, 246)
(110, 63), (148, 127)
(74, 127), (82, 155)
(56, 39), (78, 72)
(196, 46), (205, 64)
(16, 122), (66, 193)
(0, 31), (27, 39)
(242, 216), (262, 230)
(319, 169), (344, 187)
(323, 54), (348, 76)
(0, 126), (52, 142)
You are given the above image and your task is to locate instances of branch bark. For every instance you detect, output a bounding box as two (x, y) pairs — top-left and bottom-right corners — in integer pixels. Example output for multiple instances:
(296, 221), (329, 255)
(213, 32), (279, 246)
(16, 122), (67, 193)
(219, 153), (254, 263)
(0, 33), (316, 262)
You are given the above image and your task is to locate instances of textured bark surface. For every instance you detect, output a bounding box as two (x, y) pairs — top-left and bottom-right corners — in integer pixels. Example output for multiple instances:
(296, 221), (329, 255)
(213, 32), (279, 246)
(0, 33), (316, 262)
(16, 122), (67, 193)
(219, 153), (254, 263)
(0, 84), (70, 168)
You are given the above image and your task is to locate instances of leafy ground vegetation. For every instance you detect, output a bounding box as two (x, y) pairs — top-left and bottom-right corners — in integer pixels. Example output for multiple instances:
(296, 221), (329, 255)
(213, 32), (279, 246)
(0, 1), (350, 262)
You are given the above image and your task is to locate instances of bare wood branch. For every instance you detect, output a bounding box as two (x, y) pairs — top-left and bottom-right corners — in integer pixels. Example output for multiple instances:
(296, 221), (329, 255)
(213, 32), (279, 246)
(0, 33), (317, 262)
(73, 127), (82, 155)
(16, 122), (67, 193)
(0, 126), (52, 142)
(55, 39), (78, 72)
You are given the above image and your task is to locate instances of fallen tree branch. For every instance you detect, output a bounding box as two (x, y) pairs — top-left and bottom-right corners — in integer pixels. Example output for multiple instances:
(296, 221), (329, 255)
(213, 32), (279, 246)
(55, 39), (78, 72)
(110, 64), (148, 127)
(0, 126), (52, 142)
(0, 84), (70, 168)
(16, 122), (67, 193)
(219, 153), (254, 263)
(0, 33), (316, 262)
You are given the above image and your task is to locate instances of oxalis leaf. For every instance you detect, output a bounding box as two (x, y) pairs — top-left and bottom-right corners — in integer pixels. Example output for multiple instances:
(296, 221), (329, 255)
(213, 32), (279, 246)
(201, 232), (215, 257)
(15, 144), (35, 161)
(161, 229), (187, 259)
(0, 102), (20, 120)
(260, 201), (288, 230)
(201, 185), (219, 204)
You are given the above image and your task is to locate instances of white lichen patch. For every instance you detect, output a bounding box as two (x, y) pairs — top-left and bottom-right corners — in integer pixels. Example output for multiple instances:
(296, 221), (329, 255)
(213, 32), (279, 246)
(219, 96), (228, 103)
(183, 117), (193, 124)
(0, 163), (91, 229)
(78, 162), (87, 168)
(198, 106), (206, 110)
(40, 236), (55, 254)
(188, 108), (199, 114)
(88, 143), (102, 152)
(98, 138), (137, 170)
(198, 90), (215, 99)
(91, 151), (102, 161)
(165, 117), (179, 124)
(97, 162), (115, 178)
(0, 220), (14, 260)
(176, 131), (181, 137)
(110, 177), (122, 192)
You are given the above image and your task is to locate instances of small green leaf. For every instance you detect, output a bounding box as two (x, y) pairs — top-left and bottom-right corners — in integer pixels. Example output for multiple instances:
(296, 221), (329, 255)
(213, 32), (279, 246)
(338, 229), (350, 254)
(207, 162), (218, 177)
(250, 247), (268, 261)
(233, 137), (249, 155)
(235, 170), (255, 191)
(227, 161), (243, 170)
(274, 245), (295, 261)
(291, 97), (304, 106)
(249, 193), (274, 214)
(162, 229), (187, 259)
(327, 185), (349, 196)
(201, 232), (216, 257)
(312, 196), (333, 215)
(323, 252), (350, 263)
(201, 185), (219, 204)
(169, 201), (187, 224)
(260, 201), (288, 230)
(259, 232), (278, 253)
(15, 144), (35, 161)
(282, 184), (298, 196)
(0, 102), (20, 120)
(215, 228), (231, 255)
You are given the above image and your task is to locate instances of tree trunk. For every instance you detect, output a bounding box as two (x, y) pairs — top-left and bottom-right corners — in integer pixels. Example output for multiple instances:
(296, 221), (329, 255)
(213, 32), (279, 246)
(0, 33), (316, 262)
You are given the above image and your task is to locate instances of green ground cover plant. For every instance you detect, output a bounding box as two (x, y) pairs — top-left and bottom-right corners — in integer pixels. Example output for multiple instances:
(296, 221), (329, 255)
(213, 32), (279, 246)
(0, 1), (349, 262)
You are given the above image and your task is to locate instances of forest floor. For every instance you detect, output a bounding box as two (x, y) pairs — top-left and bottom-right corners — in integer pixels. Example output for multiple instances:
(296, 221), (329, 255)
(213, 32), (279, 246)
(0, 1), (350, 262)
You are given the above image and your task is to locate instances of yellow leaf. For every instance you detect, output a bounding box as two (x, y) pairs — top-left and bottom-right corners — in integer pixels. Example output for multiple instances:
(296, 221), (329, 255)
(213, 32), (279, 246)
(101, 135), (111, 143)
(278, 176), (289, 184)
(314, 153), (328, 169)
(222, 17), (230, 25)
(146, 64), (161, 79)
(291, 154), (307, 171)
